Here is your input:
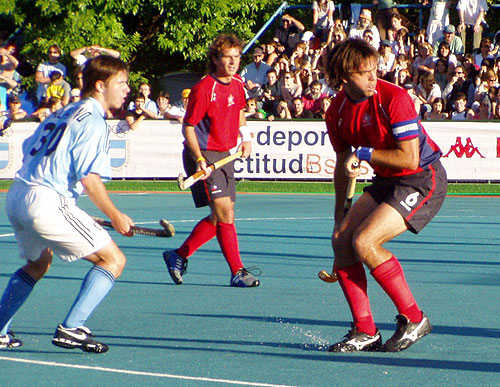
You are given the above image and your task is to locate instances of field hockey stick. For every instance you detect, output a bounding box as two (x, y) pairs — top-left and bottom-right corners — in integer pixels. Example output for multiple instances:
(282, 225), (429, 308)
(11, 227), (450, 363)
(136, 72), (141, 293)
(318, 162), (359, 283)
(177, 150), (243, 190)
(92, 217), (175, 237)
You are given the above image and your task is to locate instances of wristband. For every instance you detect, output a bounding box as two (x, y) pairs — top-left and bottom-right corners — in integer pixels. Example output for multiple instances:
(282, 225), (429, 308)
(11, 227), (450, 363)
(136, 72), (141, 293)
(239, 125), (252, 142)
(196, 156), (206, 163)
(355, 146), (374, 162)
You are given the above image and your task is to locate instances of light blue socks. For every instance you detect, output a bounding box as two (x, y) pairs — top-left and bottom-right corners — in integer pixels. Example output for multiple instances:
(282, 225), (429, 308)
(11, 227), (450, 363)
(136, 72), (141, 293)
(63, 265), (115, 328)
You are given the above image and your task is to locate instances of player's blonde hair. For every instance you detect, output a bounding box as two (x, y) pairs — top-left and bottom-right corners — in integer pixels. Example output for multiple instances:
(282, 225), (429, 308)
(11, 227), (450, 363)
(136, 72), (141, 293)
(81, 55), (128, 98)
(207, 34), (244, 74)
(324, 38), (378, 90)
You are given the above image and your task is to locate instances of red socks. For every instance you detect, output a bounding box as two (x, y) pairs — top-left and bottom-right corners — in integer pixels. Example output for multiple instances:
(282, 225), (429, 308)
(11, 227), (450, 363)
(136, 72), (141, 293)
(371, 256), (422, 323)
(176, 218), (243, 275)
(216, 222), (243, 275)
(176, 217), (216, 259)
(336, 262), (377, 336)
(337, 257), (423, 334)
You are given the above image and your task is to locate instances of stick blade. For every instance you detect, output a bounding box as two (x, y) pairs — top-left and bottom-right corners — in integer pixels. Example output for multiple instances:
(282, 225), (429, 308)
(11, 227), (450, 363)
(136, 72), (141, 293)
(318, 270), (338, 283)
(159, 219), (175, 237)
(177, 173), (186, 190)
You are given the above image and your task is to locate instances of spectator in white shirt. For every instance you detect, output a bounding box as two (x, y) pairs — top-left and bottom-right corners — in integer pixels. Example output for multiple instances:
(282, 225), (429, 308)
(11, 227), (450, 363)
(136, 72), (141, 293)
(456, 0), (488, 53)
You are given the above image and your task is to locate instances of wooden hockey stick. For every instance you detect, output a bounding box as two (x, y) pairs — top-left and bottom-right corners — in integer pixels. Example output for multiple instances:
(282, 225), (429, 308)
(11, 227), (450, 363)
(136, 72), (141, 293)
(177, 151), (243, 191)
(318, 163), (359, 283)
(92, 217), (175, 237)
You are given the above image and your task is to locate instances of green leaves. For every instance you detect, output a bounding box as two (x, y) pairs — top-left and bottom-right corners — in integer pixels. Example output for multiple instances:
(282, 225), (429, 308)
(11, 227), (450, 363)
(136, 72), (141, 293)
(2, 0), (281, 87)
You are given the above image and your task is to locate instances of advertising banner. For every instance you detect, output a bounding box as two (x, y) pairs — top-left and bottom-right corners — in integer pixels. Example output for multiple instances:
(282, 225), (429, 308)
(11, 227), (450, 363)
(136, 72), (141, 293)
(0, 119), (499, 181)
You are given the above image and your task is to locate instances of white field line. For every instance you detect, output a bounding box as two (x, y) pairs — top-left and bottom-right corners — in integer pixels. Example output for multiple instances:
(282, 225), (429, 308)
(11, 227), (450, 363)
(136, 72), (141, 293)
(0, 356), (300, 387)
(0, 213), (480, 238)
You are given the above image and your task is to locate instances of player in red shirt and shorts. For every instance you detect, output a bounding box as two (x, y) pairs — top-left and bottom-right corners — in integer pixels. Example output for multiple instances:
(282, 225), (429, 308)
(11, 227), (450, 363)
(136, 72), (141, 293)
(163, 34), (260, 287)
(324, 38), (447, 352)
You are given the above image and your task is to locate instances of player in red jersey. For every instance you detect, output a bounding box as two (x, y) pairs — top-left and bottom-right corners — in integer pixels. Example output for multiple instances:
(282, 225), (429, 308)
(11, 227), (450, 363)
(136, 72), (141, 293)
(163, 34), (260, 287)
(324, 38), (447, 352)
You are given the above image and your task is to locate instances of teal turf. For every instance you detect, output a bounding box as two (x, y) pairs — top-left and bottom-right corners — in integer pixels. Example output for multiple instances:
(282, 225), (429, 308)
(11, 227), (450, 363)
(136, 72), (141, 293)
(0, 193), (498, 386)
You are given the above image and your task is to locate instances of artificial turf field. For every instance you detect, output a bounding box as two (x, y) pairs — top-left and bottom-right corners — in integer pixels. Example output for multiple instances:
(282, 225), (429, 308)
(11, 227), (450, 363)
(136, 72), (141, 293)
(0, 191), (499, 386)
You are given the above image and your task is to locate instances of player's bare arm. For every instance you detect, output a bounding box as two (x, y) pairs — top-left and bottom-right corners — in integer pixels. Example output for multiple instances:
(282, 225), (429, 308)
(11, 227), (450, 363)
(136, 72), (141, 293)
(182, 123), (210, 179)
(81, 172), (134, 236)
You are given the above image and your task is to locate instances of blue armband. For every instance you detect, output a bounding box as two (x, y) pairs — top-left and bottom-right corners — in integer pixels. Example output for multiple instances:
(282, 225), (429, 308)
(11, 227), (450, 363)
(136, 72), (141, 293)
(355, 146), (374, 162)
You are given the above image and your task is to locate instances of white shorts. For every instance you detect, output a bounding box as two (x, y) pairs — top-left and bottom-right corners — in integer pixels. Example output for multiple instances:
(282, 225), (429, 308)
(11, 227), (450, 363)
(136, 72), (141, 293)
(6, 181), (112, 262)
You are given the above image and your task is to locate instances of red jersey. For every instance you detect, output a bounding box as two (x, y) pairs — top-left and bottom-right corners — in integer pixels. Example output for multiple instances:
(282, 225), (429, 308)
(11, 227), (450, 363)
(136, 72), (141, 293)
(184, 74), (246, 152)
(325, 79), (441, 178)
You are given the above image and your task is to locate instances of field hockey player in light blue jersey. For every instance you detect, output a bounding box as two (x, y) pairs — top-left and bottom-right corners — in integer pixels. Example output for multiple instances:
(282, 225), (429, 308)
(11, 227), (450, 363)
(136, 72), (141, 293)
(0, 55), (134, 353)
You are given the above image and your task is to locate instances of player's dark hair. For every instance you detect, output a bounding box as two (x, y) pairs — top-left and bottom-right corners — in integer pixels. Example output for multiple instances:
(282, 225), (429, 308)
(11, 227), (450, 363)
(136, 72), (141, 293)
(207, 34), (243, 74)
(81, 55), (128, 98)
(324, 38), (378, 90)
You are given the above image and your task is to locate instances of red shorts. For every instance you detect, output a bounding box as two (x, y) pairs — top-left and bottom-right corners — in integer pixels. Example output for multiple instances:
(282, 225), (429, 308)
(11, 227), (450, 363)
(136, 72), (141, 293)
(364, 161), (447, 234)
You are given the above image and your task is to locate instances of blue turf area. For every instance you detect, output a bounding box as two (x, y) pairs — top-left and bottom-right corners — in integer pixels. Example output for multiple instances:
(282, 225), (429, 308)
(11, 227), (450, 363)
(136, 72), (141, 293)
(0, 192), (498, 386)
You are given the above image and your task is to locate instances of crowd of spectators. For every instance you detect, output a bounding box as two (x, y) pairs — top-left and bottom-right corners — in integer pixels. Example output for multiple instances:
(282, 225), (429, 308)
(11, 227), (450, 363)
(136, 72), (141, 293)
(240, 0), (500, 121)
(0, 41), (192, 131)
(1, 0), (500, 132)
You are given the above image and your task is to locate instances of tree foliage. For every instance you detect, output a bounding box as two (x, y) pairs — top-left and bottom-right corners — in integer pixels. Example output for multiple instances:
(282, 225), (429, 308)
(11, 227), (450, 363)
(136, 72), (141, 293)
(0, 0), (284, 91)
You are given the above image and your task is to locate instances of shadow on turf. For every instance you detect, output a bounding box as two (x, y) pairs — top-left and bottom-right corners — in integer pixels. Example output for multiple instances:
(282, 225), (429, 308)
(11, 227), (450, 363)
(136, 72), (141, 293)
(8, 344), (500, 373)
(162, 313), (500, 339)
(9, 328), (500, 373)
(16, 332), (499, 373)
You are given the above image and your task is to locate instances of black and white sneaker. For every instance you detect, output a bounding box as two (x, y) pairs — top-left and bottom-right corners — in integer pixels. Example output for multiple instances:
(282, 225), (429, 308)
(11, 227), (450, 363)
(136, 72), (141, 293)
(328, 325), (382, 352)
(382, 312), (432, 352)
(0, 330), (23, 349)
(52, 324), (109, 353)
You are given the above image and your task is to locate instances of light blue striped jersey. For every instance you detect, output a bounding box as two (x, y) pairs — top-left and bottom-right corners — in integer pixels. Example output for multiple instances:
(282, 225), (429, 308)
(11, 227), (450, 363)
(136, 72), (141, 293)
(16, 97), (111, 198)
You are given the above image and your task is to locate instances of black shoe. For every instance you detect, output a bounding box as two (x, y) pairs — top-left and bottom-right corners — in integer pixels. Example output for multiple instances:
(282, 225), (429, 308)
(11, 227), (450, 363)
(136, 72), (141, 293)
(0, 330), (23, 349)
(52, 324), (109, 353)
(382, 313), (432, 352)
(328, 325), (382, 352)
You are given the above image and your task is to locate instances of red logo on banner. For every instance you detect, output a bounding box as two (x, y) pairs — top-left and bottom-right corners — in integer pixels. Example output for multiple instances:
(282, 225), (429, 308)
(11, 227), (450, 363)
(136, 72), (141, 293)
(442, 137), (485, 158)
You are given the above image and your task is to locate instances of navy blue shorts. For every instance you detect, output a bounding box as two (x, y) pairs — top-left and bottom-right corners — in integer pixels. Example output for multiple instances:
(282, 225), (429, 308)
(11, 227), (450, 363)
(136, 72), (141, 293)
(364, 161), (447, 234)
(182, 147), (236, 208)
